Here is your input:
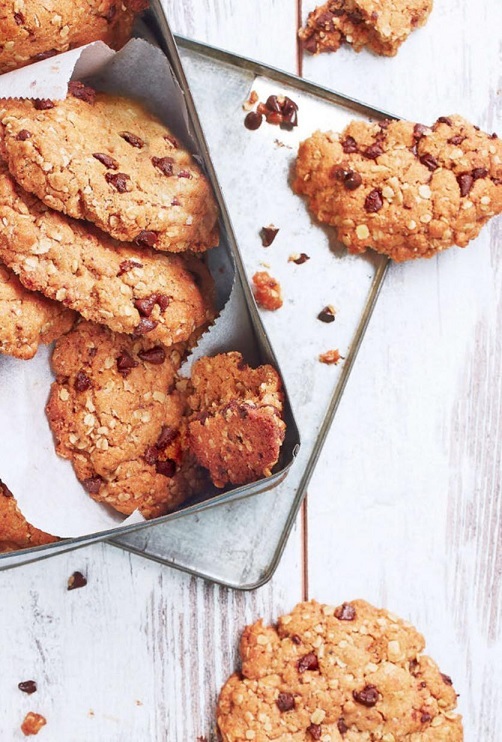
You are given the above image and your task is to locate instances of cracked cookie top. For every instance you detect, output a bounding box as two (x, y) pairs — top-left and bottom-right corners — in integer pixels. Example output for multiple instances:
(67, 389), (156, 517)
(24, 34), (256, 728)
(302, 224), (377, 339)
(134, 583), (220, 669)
(0, 84), (219, 254)
(217, 599), (463, 741)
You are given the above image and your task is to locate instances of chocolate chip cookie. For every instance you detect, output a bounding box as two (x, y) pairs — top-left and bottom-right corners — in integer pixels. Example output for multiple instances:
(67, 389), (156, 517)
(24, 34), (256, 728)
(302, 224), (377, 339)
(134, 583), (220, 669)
(46, 321), (207, 519)
(217, 599), (463, 741)
(0, 0), (148, 75)
(0, 261), (75, 359)
(299, 0), (433, 57)
(0, 84), (219, 253)
(0, 161), (215, 347)
(0, 480), (58, 552)
(294, 115), (502, 261)
(187, 352), (286, 488)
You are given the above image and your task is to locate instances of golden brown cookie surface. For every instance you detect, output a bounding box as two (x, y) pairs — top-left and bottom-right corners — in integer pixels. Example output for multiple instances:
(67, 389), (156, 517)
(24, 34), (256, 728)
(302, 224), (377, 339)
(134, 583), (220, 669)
(217, 600), (463, 741)
(0, 481), (58, 552)
(0, 85), (219, 254)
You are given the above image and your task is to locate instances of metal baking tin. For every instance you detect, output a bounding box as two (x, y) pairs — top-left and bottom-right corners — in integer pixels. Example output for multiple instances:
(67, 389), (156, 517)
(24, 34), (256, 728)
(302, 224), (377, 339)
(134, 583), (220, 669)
(108, 3), (393, 589)
(0, 4), (301, 570)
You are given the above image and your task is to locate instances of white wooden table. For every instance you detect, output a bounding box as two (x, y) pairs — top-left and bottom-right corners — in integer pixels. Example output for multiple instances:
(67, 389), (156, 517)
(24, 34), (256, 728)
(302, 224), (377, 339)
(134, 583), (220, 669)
(1, 1), (501, 739)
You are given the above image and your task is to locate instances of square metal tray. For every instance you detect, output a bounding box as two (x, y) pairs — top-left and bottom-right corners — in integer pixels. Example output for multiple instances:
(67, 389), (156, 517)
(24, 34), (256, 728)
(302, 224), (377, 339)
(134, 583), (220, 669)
(110, 8), (391, 589)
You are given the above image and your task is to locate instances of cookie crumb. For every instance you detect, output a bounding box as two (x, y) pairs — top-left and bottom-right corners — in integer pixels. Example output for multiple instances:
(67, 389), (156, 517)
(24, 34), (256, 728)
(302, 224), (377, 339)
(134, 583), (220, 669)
(252, 271), (283, 311)
(317, 305), (336, 323)
(319, 349), (343, 365)
(243, 90), (259, 111)
(21, 712), (46, 736)
(289, 253), (310, 265)
(67, 571), (87, 591)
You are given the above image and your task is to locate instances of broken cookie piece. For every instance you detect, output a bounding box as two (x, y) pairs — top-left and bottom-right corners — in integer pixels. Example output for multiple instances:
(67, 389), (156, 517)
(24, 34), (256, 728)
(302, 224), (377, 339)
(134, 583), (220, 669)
(299, 0), (433, 57)
(187, 352), (286, 488)
(0, 480), (58, 552)
(294, 115), (502, 261)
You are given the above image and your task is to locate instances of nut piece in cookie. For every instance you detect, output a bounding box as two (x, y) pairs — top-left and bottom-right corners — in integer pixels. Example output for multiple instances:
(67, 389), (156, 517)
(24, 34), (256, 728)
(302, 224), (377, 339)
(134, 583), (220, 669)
(0, 262), (75, 360)
(0, 480), (58, 553)
(217, 599), (463, 741)
(0, 162), (215, 348)
(0, 0), (148, 75)
(299, 0), (433, 57)
(187, 352), (286, 488)
(0, 86), (219, 254)
(46, 321), (207, 519)
(294, 115), (502, 261)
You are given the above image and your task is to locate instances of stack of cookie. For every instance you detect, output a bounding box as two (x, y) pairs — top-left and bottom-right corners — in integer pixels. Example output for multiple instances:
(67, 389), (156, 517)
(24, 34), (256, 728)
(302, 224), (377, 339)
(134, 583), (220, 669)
(0, 81), (287, 541)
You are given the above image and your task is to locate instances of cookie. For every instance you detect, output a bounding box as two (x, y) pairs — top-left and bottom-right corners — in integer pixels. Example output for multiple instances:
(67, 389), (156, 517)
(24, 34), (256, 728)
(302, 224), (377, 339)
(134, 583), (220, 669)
(0, 0), (148, 75)
(299, 0), (433, 57)
(217, 599), (463, 741)
(0, 261), (75, 359)
(46, 321), (207, 519)
(294, 115), (502, 261)
(187, 352), (286, 488)
(0, 480), (58, 552)
(0, 161), (215, 347)
(0, 84), (220, 254)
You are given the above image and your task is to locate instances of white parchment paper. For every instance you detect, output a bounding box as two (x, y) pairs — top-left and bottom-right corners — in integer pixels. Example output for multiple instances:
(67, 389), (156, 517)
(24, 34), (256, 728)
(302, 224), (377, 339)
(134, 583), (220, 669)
(0, 39), (237, 537)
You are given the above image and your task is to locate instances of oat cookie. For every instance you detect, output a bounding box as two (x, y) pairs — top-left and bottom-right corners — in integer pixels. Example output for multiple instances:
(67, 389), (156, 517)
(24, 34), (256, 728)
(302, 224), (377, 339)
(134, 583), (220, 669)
(187, 352), (286, 488)
(217, 599), (463, 741)
(294, 115), (502, 261)
(0, 162), (215, 347)
(0, 85), (219, 253)
(0, 0), (148, 75)
(0, 480), (58, 552)
(299, 0), (433, 57)
(0, 261), (75, 359)
(47, 321), (207, 519)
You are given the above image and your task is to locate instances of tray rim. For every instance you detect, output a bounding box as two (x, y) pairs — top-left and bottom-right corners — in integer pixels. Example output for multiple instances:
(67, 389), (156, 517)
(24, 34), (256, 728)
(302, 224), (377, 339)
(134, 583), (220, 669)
(110, 32), (393, 590)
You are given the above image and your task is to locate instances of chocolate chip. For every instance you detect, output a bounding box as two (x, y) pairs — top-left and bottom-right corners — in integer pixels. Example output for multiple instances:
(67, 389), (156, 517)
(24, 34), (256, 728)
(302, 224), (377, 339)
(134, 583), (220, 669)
(342, 136), (358, 154)
(156, 294), (170, 311)
(93, 152), (118, 170)
(33, 99), (55, 110)
(135, 230), (158, 248)
(280, 97), (299, 129)
(421, 712), (432, 723)
(244, 111), (263, 130)
(68, 81), (96, 104)
(104, 3), (116, 21)
(13, 12), (24, 24)
(276, 692), (295, 712)
(353, 685), (379, 707)
(157, 426), (178, 448)
(152, 156), (174, 176)
(116, 351), (138, 377)
(18, 681), (37, 695)
(117, 259), (143, 276)
(105, 172), (130, 193)
(419, 153), (439, 171)
(178, 170), (192, 179)
(67, 571), (87, 590)
(364, 189), (383, 213)
(409, 659), (420, 676)
(171, 197), (181, 206)
(156, 459), (176, 477)
(302, 35), (319, 54)
(120, 131), (144, 148)
(15, 130), (31, 141)
(74, 370), (92, 392)
(317, 306), (336, 323)
(164, 135), (178, 148)
(437, 116), (453, 126)
(134, 295), (157, 317)
(307, 724), (321, 740)
(138, 346), (166, 364)
(32, 49), (58, 62)
(363, 143), (383, 160)
(291, 634), (302, 645)
(413, 123), (428, 139)
(347, 8), (364, 23)
(448, 135), (465, 145)
(260, 225), (279, 247)
(334, 602), (356, 620)
(297, 652), (319, 673)
(290, 253), (310, 265)
(457, 173), (474, 197)
(81, 476), (103, 494)
(441, 673), (453, 686)
(343, 170), (362, 191)
(144, 446), (159, 465)
(378, 119), (391, 129)
(266, 95), (282, 113)
(472, 167), (488, 180)
(337, 718), (348, 734)
(135, 318), (158, 334)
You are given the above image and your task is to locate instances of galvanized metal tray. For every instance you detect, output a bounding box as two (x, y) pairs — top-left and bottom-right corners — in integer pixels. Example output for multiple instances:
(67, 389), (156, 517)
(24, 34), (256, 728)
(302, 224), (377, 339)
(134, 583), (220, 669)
(110, 9), (391, 589)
